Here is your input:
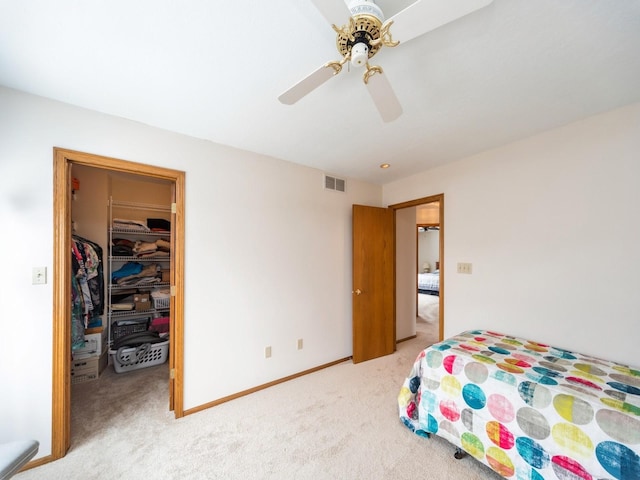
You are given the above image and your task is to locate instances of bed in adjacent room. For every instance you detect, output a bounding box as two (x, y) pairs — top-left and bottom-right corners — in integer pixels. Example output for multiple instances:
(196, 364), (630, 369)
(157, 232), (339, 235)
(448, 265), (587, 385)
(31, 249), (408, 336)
(418, 271), (439, 296)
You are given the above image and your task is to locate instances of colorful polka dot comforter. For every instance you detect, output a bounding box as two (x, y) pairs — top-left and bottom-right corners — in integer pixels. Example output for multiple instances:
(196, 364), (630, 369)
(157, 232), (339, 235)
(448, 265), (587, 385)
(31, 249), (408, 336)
(397, 330), (640, 480)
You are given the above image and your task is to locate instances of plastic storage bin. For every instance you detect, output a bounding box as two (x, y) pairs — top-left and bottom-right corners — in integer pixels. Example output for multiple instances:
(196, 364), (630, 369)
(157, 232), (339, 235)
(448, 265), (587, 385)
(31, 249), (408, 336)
(149, 316), (170, 333)
(151, 289), (170, 310)
(151, 297), (169, 310)
(152, 295), (170, 310)
(110, 340), (169, 373)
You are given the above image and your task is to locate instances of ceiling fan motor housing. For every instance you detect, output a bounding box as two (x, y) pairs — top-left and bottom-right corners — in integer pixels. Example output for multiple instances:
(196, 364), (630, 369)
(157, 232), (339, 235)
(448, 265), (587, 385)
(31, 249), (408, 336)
(349, 0), (384, 23)
(336, 0), (385, 67)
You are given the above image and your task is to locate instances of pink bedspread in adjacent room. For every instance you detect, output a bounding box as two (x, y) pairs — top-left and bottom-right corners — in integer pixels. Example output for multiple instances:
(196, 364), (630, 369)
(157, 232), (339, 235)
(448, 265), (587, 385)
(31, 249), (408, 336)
(398, 329), (640, 479)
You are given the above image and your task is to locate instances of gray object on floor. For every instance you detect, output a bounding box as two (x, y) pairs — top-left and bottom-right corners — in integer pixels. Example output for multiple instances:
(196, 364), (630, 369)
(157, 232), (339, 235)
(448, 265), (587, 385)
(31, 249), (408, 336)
(0, 440), (39, 480)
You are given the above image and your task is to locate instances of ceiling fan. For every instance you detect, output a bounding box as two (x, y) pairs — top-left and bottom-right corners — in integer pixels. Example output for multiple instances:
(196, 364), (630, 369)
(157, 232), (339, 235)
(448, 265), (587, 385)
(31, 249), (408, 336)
(278, 0), (494, 122)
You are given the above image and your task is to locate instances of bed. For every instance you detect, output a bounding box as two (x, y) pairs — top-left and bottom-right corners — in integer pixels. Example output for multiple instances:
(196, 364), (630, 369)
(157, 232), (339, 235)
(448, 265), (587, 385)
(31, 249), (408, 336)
(398, 329), (640, 479)
(418, 271), (439, 296)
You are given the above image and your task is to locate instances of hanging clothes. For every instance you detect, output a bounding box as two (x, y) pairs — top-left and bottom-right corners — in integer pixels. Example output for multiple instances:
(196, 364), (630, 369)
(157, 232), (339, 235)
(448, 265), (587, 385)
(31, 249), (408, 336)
(71, 235), (105, 350)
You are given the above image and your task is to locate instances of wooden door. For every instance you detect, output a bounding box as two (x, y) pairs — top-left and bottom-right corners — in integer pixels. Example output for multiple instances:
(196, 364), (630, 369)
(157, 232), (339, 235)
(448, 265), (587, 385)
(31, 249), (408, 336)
(352, 204), (395, 363)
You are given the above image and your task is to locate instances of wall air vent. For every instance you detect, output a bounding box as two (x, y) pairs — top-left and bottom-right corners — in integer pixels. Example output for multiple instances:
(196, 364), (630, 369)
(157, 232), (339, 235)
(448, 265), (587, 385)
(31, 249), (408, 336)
(324, 174), (346, 193)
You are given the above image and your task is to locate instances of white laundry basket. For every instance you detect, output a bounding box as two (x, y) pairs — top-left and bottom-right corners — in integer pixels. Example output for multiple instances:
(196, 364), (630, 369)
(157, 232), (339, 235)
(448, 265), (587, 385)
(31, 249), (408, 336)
(110, 339), (169, 373)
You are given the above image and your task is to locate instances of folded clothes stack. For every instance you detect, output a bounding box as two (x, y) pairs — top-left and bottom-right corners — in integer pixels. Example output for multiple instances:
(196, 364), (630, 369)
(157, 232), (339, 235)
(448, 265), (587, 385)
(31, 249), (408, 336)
(111, 238), (171, 258)
(111, 262), (162, 286)
(113, 218), (150, 232)
(147, 218), (170, 232)
(151, 288), (170, 301)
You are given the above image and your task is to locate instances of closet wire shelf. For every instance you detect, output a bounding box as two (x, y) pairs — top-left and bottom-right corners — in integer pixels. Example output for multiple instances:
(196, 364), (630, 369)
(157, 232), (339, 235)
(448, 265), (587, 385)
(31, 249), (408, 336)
(109, 228), (171, 236)
(107, 198), (172, 353)
(109, 256), (170, 262)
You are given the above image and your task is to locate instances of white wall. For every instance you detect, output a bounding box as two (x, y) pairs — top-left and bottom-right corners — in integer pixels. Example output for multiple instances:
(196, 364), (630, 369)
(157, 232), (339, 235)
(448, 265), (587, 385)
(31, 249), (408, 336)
(384, 102), (640, 367)
(418, 229), (439, 272)
(0, 86), (381, 458)
(71, 164), (110, 250)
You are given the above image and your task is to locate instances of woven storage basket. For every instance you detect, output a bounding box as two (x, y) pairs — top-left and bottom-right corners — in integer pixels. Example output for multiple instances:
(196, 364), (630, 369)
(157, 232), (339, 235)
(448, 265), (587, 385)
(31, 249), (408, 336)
(111, 318), (149, 343)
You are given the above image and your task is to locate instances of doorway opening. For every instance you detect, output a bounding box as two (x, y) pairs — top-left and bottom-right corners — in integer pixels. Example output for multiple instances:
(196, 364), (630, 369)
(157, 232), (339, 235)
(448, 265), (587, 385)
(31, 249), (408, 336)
(391, 194), (444, 345)
(52, 148), (185, 460)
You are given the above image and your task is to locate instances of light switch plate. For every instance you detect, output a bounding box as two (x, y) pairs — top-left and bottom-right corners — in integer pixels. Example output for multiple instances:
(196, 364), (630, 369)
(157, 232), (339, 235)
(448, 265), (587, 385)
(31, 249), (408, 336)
(32, 266), (47, 284)
(457, 262), (472, 274)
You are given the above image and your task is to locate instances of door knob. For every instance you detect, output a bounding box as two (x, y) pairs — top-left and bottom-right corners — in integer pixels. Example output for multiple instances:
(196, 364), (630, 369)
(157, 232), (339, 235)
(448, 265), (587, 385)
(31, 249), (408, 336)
(353, 289), (362, 295)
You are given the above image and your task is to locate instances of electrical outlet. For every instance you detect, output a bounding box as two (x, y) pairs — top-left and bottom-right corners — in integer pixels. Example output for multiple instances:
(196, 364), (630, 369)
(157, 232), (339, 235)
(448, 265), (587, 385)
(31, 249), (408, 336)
(297, 339), (303, 350)
(264, 346), (272, 358)
(457, 262), (472, 274)
(32, 266), (47, 284)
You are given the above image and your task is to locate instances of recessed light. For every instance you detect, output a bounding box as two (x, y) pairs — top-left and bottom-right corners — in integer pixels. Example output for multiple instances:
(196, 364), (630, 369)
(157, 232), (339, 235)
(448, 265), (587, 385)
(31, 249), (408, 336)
(380, 163), (390, 169)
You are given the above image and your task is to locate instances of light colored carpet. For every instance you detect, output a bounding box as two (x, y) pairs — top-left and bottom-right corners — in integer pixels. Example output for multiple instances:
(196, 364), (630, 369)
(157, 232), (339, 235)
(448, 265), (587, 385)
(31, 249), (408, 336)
(17, 325), (501, 479)
(418, 293), (439, 324)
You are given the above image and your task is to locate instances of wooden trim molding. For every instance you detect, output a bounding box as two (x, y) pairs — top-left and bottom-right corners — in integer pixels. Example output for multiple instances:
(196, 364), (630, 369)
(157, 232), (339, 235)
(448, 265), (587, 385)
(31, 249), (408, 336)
(183, 357), (351, 416)
(397, 334), (417, 343)
(16, 455), (55, 474)
(388, 194), (442, 211)
(50, 148), (185, 464)
(52, 150), (71, 457)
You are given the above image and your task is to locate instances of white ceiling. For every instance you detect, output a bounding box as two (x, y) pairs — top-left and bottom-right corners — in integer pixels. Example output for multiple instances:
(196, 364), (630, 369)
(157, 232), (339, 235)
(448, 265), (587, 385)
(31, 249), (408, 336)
(1, 0), (639, 184)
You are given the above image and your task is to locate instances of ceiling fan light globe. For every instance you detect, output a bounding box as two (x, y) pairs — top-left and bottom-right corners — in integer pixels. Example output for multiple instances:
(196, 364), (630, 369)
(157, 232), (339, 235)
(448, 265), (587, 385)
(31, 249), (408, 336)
(351, 42), (369, 67)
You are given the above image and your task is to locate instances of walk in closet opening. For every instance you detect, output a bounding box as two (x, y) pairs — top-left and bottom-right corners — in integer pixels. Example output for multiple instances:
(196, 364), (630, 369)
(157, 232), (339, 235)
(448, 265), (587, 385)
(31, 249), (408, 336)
(52, 149), (185, 460)
(72, 164), (172, 364)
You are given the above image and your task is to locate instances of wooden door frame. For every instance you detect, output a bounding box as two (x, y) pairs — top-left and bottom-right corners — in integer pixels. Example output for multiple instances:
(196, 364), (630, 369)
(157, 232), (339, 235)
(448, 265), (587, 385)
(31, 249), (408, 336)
(52, 148), (185, 460)
(389, 193), (444, 342)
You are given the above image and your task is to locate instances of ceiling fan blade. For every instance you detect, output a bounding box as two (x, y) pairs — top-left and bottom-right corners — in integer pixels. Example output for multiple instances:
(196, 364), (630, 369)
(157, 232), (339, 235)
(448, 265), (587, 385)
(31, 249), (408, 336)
(310, 0), (352, 28)
(365, 69), (402, 123)
(278, 63), (341, 105)
(389, 0), (494, 44)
